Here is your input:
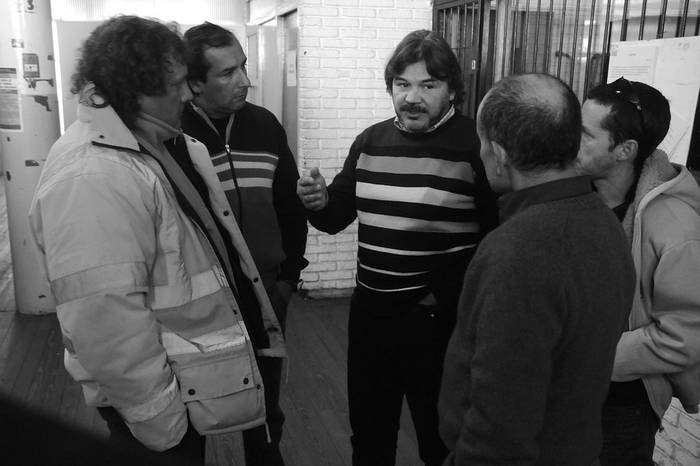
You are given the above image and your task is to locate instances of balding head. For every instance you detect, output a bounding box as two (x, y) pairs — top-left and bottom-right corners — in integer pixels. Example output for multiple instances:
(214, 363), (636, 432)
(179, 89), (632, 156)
(478, 73), (581, 172)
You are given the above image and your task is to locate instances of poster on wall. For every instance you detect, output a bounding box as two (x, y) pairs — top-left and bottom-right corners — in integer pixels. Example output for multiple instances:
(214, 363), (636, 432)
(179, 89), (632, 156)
(0, 67), (22, 131)
(608, 36), (700, 166)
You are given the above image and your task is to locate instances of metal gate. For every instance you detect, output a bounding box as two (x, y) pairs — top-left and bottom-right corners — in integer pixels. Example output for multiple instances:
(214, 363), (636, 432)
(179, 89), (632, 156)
(435, 0), (700, 115)
(434, 0), (482, 118)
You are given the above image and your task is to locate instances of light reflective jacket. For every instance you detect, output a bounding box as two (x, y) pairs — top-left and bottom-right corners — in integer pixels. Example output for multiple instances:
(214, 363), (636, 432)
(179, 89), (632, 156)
(28, 103), (285, 451)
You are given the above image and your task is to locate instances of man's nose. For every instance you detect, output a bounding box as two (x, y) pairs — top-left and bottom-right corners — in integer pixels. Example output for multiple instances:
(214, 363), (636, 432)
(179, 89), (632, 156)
(405, 87), (421, 103)
(238, 69), (251, 88)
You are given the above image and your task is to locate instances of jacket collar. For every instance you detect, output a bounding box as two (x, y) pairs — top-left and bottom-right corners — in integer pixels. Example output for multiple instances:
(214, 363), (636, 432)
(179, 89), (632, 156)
(77, 102), (140, 152)
(621, 149), (699, 240)
(498, 175), (594, 223)
(77, 101), (181, 154)
(187, 102), (236, 140)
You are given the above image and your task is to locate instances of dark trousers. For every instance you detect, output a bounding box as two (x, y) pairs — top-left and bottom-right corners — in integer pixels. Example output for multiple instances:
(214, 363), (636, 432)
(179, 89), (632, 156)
(242, 356), (286, 466)
(242, 285), (289, 466)
(599, 398), (660, 466)
(347, 291), (453, 466)
(97, 406), (205, 466)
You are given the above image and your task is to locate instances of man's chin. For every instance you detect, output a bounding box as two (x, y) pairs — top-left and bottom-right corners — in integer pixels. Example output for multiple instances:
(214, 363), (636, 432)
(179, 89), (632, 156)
(400, 117), (429, 132)
(230, 96), (247, 111)
(573, 160), (589, 176)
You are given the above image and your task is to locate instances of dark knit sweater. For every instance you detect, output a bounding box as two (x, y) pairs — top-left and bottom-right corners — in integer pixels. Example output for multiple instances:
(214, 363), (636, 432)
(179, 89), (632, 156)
(309, 113), (497, 306)
(181, 102), (308, 288)
(438, 176), (635, 465)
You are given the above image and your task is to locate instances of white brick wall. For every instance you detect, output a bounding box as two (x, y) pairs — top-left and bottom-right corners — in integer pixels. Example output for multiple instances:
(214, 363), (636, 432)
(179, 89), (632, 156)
(655, 400), (700, 465)
(297, 0), (432, 296)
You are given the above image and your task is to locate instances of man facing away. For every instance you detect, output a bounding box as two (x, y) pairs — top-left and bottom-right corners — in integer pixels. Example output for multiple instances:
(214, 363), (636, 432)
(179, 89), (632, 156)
(297, 30), (497, 466)
(576, 78), (700, 465)
(181, 22), (308, 466)
(439, 73), (635, 465)
(28, 16), (285, 464)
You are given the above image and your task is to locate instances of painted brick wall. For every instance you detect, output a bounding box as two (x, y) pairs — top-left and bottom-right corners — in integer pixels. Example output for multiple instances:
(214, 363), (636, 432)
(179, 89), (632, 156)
(655, 400), (700, 465)
(297, 0), (432, 296)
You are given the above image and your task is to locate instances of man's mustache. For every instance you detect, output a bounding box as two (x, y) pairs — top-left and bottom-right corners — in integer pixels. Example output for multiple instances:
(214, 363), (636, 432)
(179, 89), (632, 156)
(400, 103), (427, 113)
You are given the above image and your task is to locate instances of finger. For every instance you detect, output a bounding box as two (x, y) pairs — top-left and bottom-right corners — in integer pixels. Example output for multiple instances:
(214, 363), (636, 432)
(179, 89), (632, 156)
(298, 184), (323, 195)
(305, 201), (324, 211)
(298, 176), (316, 186)
(300, 192), (325, 203)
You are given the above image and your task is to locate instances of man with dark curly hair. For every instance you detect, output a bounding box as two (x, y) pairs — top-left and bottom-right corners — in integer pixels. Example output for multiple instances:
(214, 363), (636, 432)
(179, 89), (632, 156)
(297, 30), (497, 466)
(29, 15), (285, 464)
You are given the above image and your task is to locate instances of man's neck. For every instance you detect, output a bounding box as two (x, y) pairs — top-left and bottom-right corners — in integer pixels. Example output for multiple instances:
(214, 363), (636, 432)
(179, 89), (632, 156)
(193, 98), (234, 120)
(592, 163), (636, 208)
(510, 166), (581, 191)
(133, 112), (180, 152)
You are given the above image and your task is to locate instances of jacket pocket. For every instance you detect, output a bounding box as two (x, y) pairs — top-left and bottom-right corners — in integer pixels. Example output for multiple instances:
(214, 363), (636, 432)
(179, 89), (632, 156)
(168, 339), (266, 435)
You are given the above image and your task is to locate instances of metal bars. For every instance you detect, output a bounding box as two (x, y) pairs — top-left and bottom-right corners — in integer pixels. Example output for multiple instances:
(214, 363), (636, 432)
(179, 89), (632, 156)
(583, 0), (598, 94)
(434, 0), (699, 106)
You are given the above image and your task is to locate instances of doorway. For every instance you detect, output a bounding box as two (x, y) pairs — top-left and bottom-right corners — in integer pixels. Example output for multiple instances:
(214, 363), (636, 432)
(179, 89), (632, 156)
(282, 10), (298, 160)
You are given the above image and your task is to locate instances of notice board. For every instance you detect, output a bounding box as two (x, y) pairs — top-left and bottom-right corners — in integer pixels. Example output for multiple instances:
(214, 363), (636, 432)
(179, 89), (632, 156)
(608, 36), (700, 166)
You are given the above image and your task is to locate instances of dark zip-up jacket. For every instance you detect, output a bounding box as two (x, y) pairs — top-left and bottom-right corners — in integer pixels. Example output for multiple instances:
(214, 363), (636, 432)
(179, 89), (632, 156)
(182, 102), (308, 289)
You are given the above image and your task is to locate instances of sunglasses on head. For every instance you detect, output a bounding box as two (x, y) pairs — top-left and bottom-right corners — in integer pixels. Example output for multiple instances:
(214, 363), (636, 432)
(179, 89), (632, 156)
(609, 76), (645, 129)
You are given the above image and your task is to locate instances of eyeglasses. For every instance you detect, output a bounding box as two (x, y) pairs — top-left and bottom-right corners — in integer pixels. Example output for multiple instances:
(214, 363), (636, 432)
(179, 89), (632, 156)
(609, 76), (645, 130)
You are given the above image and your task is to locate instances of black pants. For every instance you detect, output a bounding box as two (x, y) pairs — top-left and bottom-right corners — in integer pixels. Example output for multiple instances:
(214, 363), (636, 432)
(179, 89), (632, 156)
(347, 291), (453, 466)
(242, 284), (289, 466)
(242, 356), (286, 466)
(97, 406), (205, 466)
(599, 398), (660, 466)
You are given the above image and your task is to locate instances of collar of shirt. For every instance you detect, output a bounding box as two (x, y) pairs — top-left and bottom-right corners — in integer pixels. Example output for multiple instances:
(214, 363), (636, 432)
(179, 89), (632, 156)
(498, 175), (594, 223)
(393, 105), (456, 133)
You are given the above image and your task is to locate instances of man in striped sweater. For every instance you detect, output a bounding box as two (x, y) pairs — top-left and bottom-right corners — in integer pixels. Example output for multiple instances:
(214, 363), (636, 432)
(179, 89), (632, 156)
(297, 30), (497, 466)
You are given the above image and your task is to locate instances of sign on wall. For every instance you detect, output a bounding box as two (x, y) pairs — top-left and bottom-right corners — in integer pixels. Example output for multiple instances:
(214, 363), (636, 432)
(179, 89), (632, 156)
(0, 68), (21, 130)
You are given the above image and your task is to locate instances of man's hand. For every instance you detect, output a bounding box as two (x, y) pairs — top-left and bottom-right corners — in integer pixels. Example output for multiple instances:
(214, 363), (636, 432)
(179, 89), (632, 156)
(297, 167), (328, 211)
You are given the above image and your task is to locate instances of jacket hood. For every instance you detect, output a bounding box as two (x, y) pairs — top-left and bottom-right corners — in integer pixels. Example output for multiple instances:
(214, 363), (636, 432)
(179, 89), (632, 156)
(621, 150), (700, 239)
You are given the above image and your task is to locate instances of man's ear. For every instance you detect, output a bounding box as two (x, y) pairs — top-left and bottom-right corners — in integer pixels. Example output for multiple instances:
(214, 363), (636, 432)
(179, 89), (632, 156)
(492, 141), (509, 174)
(615, 139), (639, 163)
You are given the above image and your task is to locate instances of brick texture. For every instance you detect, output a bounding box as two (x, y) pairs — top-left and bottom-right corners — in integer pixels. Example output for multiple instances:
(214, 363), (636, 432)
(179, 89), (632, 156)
(654, 399), (700, 465)
(297, 0), (432, 296)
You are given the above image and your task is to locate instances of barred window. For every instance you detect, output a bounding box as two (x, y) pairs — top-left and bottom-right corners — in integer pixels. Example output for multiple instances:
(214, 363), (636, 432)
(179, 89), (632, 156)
(435, 0), (700, 113)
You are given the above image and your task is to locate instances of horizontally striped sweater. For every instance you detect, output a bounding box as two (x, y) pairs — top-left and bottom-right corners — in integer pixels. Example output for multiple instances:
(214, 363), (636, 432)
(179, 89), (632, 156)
(309, 113), (496, 303)
(181, 102), (308, 289)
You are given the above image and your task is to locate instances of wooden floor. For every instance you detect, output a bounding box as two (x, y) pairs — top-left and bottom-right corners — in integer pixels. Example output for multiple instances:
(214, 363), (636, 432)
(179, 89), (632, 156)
(0, 295), (422, 466)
